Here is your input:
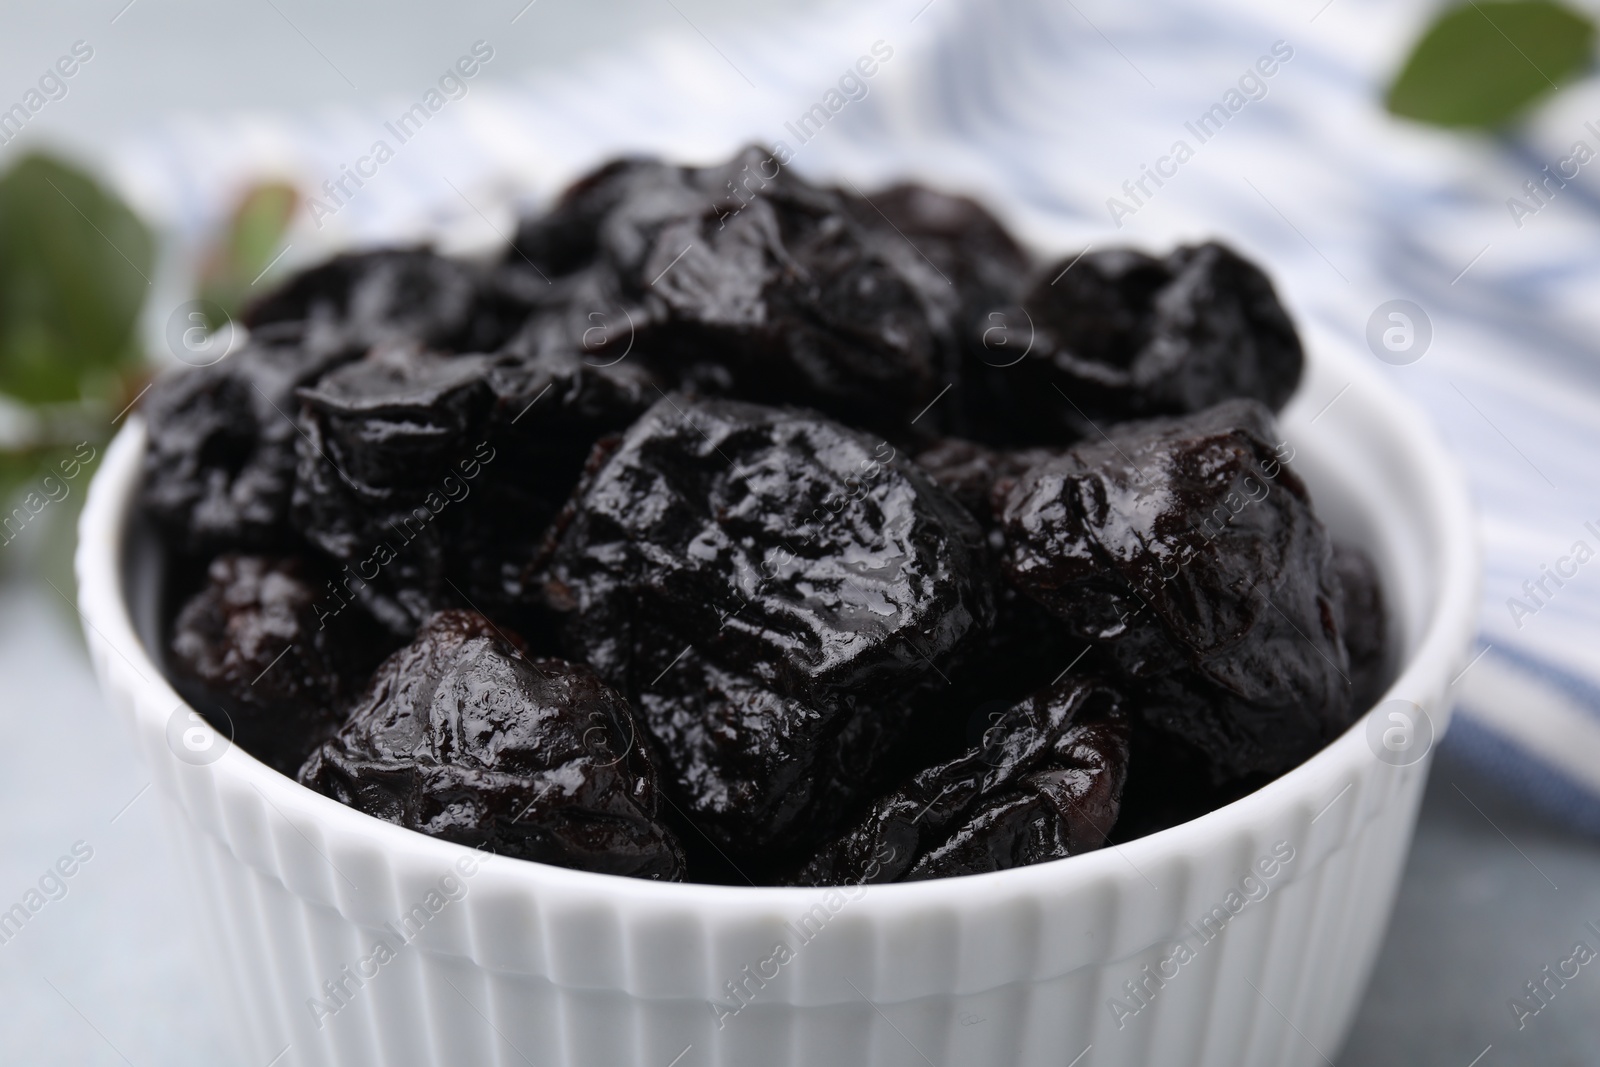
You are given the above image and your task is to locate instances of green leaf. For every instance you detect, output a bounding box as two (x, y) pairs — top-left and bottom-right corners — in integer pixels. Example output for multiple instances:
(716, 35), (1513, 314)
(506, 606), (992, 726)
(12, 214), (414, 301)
(1388, 1), (1596, 128)
(0, 154), (154, 405)
(198, 182), (298, 330)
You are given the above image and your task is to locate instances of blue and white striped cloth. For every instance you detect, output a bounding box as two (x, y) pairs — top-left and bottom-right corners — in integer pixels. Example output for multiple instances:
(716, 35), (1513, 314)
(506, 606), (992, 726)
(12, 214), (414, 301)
(109, 0), (1600, 834)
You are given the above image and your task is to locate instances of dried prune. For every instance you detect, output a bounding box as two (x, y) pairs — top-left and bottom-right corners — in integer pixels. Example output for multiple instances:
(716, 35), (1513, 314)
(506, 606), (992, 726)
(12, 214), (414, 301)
(546, 395), (994, 855)
(1333, 543), (1390, 715)
(299, 609), (685, 879)
(917, 582), (1081, 750)
(169, 554), (393, 774)
(247, 248), (522, 354)
(470, 271), (666, 603)
(515, 147), (958, 435)
(843, 183), (1030, 325)
(290, 342), (497, 632)
(507, 157), (689, 280)
(287, 290), (663, 634)
(632, 649), (917, 860)
(842, 184), (1033, 438)
(142, 321), (356, 553)
(296, 343), (494, 500)
(998, 399), (1350, 783)
(914, 438), (1063, 531)
(791, 676), (1128, 885)
(968, 243), (1303, 444)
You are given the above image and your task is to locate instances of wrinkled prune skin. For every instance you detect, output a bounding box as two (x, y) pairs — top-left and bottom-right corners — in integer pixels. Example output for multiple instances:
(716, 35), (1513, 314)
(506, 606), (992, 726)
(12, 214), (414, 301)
(466, 278), (665, 615)
(914, 438), (1063, 532)
(508, 147), (958, 436)
(970, 243), (1304, 445)
(633, 649), (917, 859)
(286, 277), (664, 634)
(144, 250), (536, 558)
(1333, 543), (1390, 715)
(299, 610), (685, 879)
(296, 343), (494, 501)
(843, 183), (1030, 326)
(999, 399), (1350, 783)
(290, 343), (497, 633)
(645, 153), (953, 434)
(169, 554), (394, 774)
(142, 321), (355, 553)
(907, 437), (1082, 770)
(904, 439), (1083, 772)
(508, 157), (684, 281)
(247, 248), (523, 354)
(549, 395), (994, 702)
(840, 184), (1042, 440)
(791, 676), (1128, 885)
(289, 306), (661, 631)
(546, 395), (994, 855)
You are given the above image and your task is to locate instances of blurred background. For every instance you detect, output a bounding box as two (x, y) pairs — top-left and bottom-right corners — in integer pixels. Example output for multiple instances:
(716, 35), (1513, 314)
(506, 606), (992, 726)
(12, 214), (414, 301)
(3, 0), (1600, 1063)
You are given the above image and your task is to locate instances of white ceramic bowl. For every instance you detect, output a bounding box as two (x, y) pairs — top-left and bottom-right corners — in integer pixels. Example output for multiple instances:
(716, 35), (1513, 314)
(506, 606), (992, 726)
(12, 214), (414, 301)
(77, 322), (1477, 1067)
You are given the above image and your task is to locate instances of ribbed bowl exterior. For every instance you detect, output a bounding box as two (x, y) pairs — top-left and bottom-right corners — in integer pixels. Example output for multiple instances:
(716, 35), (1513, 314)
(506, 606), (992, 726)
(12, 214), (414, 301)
(78, 329), (1479, 1067)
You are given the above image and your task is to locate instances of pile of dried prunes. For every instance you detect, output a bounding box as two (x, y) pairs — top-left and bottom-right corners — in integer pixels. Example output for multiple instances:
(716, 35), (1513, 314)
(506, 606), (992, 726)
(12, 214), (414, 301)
(141, 146), (1388, 885)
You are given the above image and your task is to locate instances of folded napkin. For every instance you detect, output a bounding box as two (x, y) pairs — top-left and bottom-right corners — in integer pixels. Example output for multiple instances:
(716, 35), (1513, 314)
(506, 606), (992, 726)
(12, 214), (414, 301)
(109, 0), (1600, 835)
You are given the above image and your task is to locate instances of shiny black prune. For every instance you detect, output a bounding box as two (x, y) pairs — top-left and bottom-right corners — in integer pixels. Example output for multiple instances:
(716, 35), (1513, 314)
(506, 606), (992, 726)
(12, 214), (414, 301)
(644, 165), (951, 431)
(290, 342), (497, 633)
(632, 649), (918, 859)
(512, 147), (957, 435)
(142, 321), (356, 553)
(507, 157), (688, 280)
(296, 342), (494, 499)
(299, 609), (685, 880)
(882, 579), (1084, 793)
(287, 289), (662, 634)
(1333, 543), (1390, 715)
(903, 439), (1084, 772)
(844, 183), (1030, 323)
(894, 440), (1082, 775)
(169, 554), (393, 774)
(999, 399), (1350, 784)
(546, 395), (994, 855)
(461, 298), (664, 618)
(841, 184), (1035, 439)
(914, 438), (1063, 531)
(792, 676), (1128, 885)
(246, 248), (523, 354)
(970, 242), (1304, 444)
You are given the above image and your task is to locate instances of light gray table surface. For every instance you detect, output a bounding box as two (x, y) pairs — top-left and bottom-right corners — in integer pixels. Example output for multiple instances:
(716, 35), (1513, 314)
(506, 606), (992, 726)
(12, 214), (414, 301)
(2, 2), (1599, 1063)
